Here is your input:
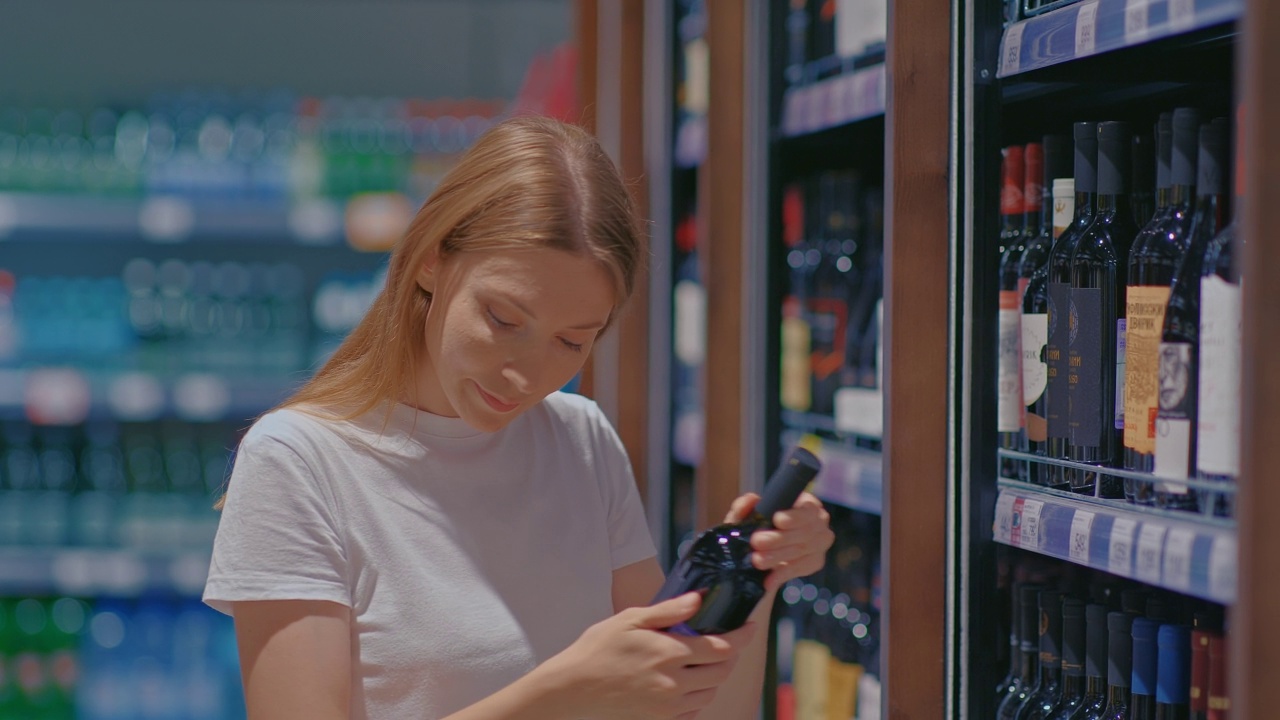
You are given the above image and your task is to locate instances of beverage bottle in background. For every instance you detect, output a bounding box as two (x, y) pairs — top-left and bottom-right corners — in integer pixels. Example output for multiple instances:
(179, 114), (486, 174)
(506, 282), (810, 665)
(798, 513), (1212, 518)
(1205, 636), (1228, 720)
(1131, 618), (1159, 720)
(1155, 625), (1191, 720)
(997, 584), (1043, 720)
(1131, 132), (1156, 228)
(672, 213), (706, 467)
(808, 172), (857, 417)
(1017, 589), (1064, 720)
(1072, 604), (1112, 720)
(998, 581), (1025, 706)
(1047, 122), (1098, 492)
(1189, 623), (1212, 720)
(998, 145), (1027, 480)
(849, 186), (885, 393)
(1069, 122), (1140, 497)
(33, 426), (76, 547)
(1098, 612), (1134, 720)
(46, 597), (85, 719)
(1047, 598), (1088, 719)
(120, 425), (169, 548)
(785, 0), (809, 86)
(781, 183), (814, 413)
(1154, 120), (1228, 508)
(71, 422), (126, 547)
(1195, 111), (1243, 519)
(2, 422), (41, 545)
(1124, 109), (1198, 480)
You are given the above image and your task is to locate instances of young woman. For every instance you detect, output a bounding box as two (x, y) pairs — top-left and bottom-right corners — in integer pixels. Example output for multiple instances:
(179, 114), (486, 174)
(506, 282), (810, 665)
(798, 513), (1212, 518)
(204, 115), (834, 720)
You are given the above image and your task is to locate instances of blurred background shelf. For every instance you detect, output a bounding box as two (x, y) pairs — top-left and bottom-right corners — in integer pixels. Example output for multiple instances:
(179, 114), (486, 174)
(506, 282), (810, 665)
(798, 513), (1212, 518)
(0, 547), (212, 598)
(784, 431), (882, 515)
(780, 63), (885, 139)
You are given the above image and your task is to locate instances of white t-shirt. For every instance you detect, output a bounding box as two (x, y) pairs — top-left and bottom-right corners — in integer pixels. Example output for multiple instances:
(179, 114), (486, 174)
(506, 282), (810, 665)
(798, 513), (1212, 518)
(203, 392), (657, 719)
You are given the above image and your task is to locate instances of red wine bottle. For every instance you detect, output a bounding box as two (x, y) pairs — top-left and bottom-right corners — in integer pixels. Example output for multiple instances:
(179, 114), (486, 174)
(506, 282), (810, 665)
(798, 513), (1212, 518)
(1018, 590), (1065, 719)
(1073, 604), (1113, 720)
(1047, 598), (1088, 719)
(1205, 636), (1229, 720)
(1069, 122), (1140, 498)
(651, 445), (821, 635)
(1124, 108), (1199, 481)
(1098, 612), (1134, 720)
(1155, 625), (1191, 720)
(1189, 628), (1211, 720)
(1047, 122), (1098, 492)
(1154, 120), (1228, 509)
(1131, 618), (1160, 720)
(999, 145), (1028, 479)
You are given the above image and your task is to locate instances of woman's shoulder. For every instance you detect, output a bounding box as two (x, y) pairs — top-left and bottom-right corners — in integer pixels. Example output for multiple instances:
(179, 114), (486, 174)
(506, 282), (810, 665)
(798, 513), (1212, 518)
(537, 391), (610, 430)
(241, 405), (352, 456)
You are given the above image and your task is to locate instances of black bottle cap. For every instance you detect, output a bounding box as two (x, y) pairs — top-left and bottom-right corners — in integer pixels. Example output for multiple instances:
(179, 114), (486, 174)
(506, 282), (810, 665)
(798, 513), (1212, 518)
(1062, 597), (1087, 677)
(1172, 108), (1201, 188)
(1133, 132), (1154, 198)
(1197, 119), (1228, 197)
(1043, 134), (1072, 188)
(1098, 121), (1132, 196)
(1040, 589), (1064, 666)
(1156, 113), (1173, 190)
(756, 446), (822, 518)
(1108, 612), (1135, 688)
(1074, 121), (1099, 194)
(1085, 603), (1110, 678)
(1021, 584), (1043, 652)
(1121, 588), (1149, 615)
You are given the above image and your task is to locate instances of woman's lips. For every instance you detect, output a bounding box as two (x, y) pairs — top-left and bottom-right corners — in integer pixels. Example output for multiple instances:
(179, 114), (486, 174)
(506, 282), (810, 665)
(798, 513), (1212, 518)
(475, 382), (519, 412)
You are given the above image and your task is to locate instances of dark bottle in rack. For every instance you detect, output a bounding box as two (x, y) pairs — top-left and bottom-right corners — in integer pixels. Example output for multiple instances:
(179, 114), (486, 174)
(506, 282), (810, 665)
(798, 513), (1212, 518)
(1068, 122), (1140, 498)
(1131, 618), (1159, 720)
(1189, 627), (1210, 720)
(1098, 612), (1134, 720)
(998, 584), (1044, 720)
(1154, 120), (1228, 509)
(1155, 625), (1191, 720)
(1047, 598), (1088, 719)
(998, 581), (1025, 704)
(998, 145), (1028, 480)
(781, 183), (814, 414)
(1046, 122), (1098, 492)
(1124, 109), (1198, 483)
(808, 172), (859, 417)
(1205, 636), (1228, 720)
(1131, 132), (1156, 229)
(1072, 603), (1111, 720)
(849, 186), (885, 391)
(1016, 589), (1064, 720)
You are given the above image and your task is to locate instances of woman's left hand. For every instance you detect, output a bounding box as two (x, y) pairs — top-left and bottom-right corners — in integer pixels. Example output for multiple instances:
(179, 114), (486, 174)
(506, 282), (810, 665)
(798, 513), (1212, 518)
(724, 492), (835, 593)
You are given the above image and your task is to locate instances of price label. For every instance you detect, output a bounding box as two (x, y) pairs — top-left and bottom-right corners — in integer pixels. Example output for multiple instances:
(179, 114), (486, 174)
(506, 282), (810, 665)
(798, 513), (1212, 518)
(1020, 499), (1045, 551)
(1124, 0), (1150, 44)
(1075, 1), (1100, 57)
(994, 493), (1016, 543)
(783, 90), (803, 136)
(1000, 22), (1026, 77)
(1136, 522), (1168, 584)
(1069, 510), (1095, 563)
(1109, 517), (1138, 577)
(1163, 528), (1196, 592)
(826, 76), (849, 129)
(803, 86), (822, 133)
(1168, 0), (1196, 30)
(1209, 535), (1237, 603)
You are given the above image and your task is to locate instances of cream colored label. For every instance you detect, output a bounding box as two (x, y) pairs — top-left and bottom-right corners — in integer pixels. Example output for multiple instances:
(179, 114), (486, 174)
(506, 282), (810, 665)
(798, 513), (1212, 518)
(826, 660), (863, 720)
(794, 640), (831, 720)
(1123, 285), (1171, 454)
(781, 314), (812, 411)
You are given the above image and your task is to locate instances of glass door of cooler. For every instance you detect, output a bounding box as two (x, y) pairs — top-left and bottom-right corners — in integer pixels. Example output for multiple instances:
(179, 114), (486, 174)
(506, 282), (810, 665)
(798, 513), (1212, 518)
(952, 0), (1247, 716)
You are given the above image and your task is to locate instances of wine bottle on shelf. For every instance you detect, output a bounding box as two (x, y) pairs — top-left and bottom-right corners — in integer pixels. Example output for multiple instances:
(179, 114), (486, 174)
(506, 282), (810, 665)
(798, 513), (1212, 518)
(1047, 598), (1088, 719)
(999, 145), (1028, 480)
(782, 183), (814, 414)
(809, 172), (857, 417)
(999, 584), (1045, 720)
(1010, 142), (1045, 480)
(1195, 111), (1243, 519)
(1017, 589), (1064, 720)
(651, 446), (822, 634)
(1124, 109), (1198, 485)
(1131, 131), (1156, 229)
(1098, 612), (1134, 720)
(998, 581), (1027, 706)
(1073, 604), (1112, 720)
(1154, 120), (1228, 509)
(1155, 625), (1191, 720)
(1205, 636), (1228, 720)
(1131, 618), (1159, 720)
(1068, 121), (1140, 498)
(1046, 122), (1098, 492)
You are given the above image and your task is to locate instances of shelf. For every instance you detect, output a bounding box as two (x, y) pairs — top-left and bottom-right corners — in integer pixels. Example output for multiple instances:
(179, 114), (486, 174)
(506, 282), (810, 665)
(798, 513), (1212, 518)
(785, 431), (882, 515)
(993, 479), (1235, 604)
(0, 546), (211, 597)
(0, 367), (301, 424)
(780, 64), (886, 139)
(997, 0), (1242, 78)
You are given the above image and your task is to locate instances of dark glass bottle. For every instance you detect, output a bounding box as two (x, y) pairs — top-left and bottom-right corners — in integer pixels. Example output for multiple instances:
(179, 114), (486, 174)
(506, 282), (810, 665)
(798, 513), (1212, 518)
(999, 582), (1028, 704)
(808, 172), (859, 417)
(999, 584), (1046, 720)
(1070, 604), (1112, 720)
(651, 446), (821, 634)
(999, 145), (1028, 479)
(1154, 120), (1228, 509)
(1124, 108), (1198, 482)
(1068, 122), (1140, 497)
(1190, 627), (1211, 720)
(1049, 598), (1089, 719)
(1155, 625), (1191, 720)
(1131, 131), (1156, 228)
(1018, 590), (1065, 719)
(1131, 618), (1160, 720)
(1047, 122), (1099, 492)
(1205, 635), (1228, 720)
(1099, 612), (1134, 720)
(1021, 136), (1072, 484)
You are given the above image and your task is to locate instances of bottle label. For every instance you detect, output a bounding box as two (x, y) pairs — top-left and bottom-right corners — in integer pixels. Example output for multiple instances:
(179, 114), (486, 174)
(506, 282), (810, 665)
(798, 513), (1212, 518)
(1115, 318), (1127, 430)
(826, 658), (863, 720)
(1197, 275), (1241, 476)
(1154, 341), (1195, 485)
(998, 291), (1023, 432)
(781, 300), (812, 412)
(674, 279), (707, 367)
(1052, 190), (1074, 238)
(1022, 313), (1049, 442)
(807, 297), (848, 414)
(1046, 282), (1071, 439)
(1068, 288), (1103, 447)
(1123, 285), (1171, 454)
(793, 639), (831, 720)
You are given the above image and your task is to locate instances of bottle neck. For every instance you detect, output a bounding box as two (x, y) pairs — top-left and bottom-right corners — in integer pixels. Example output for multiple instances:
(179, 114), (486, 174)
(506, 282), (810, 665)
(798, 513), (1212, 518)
(1074, 191), (1097, 222)
(1156, 186), (1171, 211)
(1060, 673), (1086, 700)
(1024, 209), (1042, 235)
(1020, 649), (1039, 683)
(1107, 683), (1131, 709)
(1170, 183), (1195, 207)
(1039, 662), (1062, 687)
(1085, 675), (1108, 699)
(1096, 191), (1130, 217)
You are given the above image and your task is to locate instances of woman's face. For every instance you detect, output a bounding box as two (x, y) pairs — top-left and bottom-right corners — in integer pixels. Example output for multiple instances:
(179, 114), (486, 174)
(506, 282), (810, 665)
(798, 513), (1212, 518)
(414, 247), (615, 432)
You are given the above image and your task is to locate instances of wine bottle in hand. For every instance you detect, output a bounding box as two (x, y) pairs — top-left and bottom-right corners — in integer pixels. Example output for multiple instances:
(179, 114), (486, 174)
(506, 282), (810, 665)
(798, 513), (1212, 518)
(651, 446), (823, 635)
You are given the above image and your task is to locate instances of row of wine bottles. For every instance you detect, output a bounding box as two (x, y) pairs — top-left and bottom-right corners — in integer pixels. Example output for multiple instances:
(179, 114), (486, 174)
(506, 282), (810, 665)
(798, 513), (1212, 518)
(995, 554), (1229, 720)
(783, 0), (888, 86)
(997, 107), (1242, 516)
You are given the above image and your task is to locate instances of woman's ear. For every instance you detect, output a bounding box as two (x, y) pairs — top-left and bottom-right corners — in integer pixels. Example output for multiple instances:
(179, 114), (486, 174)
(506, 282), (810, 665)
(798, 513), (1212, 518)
(416, 249), (440, 294)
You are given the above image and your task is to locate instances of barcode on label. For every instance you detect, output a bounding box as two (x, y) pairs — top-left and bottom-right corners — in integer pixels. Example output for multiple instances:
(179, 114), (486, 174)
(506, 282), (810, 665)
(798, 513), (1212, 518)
(1136, 523), (1168, 584)
(1075, 1), (1100, 57)
(1209, 535), (1237, 603)
(1001, 23), (1026, 76)
(1124, 0), (1150, 43)
(1163, 528), (1196, 592)
(1069, 510), (1095, 563)
(1110, 517), (1138, 577)
(1168, 0), (1196, 29)
(1020, 499), (1045, 550)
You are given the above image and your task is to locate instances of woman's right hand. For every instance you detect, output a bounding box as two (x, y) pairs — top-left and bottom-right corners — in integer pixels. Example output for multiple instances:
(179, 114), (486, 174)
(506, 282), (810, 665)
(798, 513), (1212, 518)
(538, 592), (756, 720)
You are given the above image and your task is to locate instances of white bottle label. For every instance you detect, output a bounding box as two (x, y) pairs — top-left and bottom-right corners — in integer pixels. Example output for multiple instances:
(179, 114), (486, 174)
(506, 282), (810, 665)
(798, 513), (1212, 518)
(1155, 418), (1192, 489)
(1022, 313), (1048, 407)
(1197, 275), (1241, 476)
(674, 279), (707, 367)
(998, 291), (1023, 432)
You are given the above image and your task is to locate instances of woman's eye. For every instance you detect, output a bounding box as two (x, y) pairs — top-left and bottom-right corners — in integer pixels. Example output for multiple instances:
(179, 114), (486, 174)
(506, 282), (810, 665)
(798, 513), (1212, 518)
(487, 308), (515, 329)
(560, 338), (584, 353)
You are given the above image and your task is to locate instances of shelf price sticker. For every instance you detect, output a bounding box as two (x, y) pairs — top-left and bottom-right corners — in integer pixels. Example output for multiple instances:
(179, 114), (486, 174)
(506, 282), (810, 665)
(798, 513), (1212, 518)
(1018, 499), (1045, 551)
(994, 493), (1017, 543)
(1209, 535), (1237, 603)
(1168, 0), (1196, 30)
(1163, 527), (1196, 592)
(1109, 517), (1138, 577)
(1075, 0), (1101, 58)
(826, 75), (849, 129)
(1000, 22), (1026, 77)
(1124, 0), (1151, 44)
(1135, 522), (1168, 584)
(1069, 509), (1096, 563)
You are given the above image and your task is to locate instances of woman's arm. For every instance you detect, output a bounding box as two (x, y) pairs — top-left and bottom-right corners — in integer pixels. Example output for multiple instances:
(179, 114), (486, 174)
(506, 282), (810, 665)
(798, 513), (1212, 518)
(233, 600), (353, 720)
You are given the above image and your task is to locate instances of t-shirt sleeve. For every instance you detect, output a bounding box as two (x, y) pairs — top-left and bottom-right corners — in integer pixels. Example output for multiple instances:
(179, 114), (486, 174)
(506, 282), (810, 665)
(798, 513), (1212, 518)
(203, 428), (349, 616)
(589, 407), (658, 570)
